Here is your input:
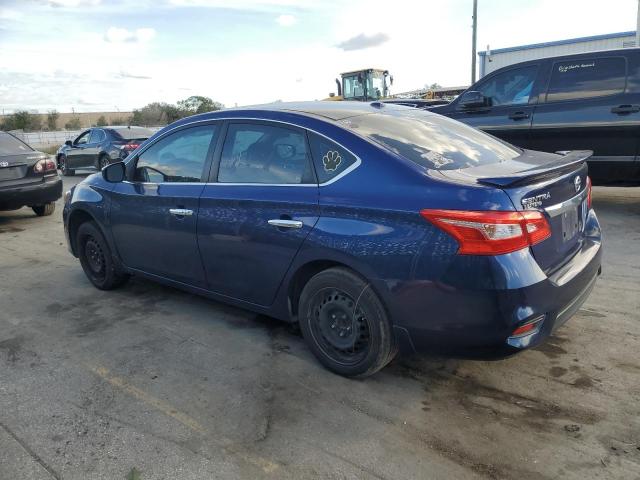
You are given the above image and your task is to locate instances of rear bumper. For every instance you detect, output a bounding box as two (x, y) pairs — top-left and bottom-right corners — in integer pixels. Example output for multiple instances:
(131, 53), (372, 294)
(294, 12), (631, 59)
(0, 174), (62, 210)
(385, 210), (603, 358)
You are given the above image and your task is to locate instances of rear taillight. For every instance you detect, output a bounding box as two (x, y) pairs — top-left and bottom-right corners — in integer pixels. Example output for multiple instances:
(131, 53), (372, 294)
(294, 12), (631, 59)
(33, 157), (57, 174)
(586, 176), (592, 209)
(122, 143), (139, 151)
(420, 209), (551, 255)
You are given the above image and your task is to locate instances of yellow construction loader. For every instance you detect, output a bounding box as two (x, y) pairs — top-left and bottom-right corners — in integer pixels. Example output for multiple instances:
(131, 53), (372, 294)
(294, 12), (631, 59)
(326, 68), (393, 101)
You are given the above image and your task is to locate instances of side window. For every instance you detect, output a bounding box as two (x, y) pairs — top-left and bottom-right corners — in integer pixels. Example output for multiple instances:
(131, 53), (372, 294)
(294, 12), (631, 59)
(546, 57), (626, 102)
(218, 123), (313, 184)
(476, 65), (538, 107)
(89, 129), (104, 144)
(134, 125), (217, 183)
(75, 131), (90, 145)
(308, 132), (357, 184)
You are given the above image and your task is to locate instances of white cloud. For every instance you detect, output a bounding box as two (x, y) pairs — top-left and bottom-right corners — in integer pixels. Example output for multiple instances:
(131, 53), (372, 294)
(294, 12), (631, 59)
(0, 8), (23, 20)
(276, 14), (296, 27)
(104, 26), (156, 43)
(168, 0), (308, 8)
(46, 0), (101, 6)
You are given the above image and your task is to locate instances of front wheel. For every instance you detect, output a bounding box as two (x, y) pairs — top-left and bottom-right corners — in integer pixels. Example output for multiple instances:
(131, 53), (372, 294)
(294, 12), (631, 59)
(77, 221), (129, 290)
(298, 267), (396, 378)
(32, 202), (55, 216)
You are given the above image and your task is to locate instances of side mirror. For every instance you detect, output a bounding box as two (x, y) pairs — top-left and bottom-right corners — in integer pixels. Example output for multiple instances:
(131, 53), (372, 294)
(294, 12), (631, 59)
(65, 140), (73, 147)
(102, 161), (126, 183)
(458, 90), (486, 109)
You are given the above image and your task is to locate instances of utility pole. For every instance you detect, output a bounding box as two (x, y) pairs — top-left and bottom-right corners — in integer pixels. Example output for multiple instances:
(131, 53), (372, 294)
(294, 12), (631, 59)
(471, 0), (478, 84)
(637, 0), (640, 47)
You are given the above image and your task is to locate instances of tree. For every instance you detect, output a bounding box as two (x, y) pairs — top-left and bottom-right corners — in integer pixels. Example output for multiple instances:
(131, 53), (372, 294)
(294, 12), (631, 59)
(177, 96), (224, 115)
(132, 102), (169, 126)
(65, 117), (82, 130)
(425, 82), (442, 91)
(47, 110), (59, 131)
(1, 111), (42, 131)
(96, 115), (108, 127)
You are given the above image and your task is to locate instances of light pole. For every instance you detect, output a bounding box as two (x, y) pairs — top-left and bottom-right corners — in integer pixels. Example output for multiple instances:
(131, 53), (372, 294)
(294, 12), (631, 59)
(637, 0), (640, 48)
(471, 0), (478, 84)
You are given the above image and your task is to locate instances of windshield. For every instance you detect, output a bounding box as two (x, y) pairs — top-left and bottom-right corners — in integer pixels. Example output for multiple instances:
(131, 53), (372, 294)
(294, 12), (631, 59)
(342, 74), (364, 100)
(110, 127), (154, 140)
(367, 73), (385, 100)
(0, 132), (34, 156)
(343, 110), (521, 170)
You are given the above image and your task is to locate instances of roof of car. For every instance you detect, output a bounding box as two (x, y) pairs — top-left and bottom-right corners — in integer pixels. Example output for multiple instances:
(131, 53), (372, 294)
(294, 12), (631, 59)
(223, 101), (412, 121)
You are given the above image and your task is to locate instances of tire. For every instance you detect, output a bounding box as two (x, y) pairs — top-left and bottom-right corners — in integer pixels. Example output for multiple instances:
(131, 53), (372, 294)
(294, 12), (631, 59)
(76, 221), (129, 290)
(298, 267), (396, 378)
(32, 202), (55, 216)
(98, 155), (110, 170)
(59, 155), (74, 176)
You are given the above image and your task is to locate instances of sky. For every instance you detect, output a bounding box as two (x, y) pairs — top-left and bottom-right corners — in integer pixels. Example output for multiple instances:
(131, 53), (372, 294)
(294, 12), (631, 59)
(0, 0), (637, 113)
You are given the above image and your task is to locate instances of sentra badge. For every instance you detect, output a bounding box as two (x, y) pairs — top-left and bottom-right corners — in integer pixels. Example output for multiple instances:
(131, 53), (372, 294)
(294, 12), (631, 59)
(521, 192), (551, 209)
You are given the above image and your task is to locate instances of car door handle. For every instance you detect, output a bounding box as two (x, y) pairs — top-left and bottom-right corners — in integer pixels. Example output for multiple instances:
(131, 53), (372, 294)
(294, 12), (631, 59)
(508, 111), (530, 120)
(169, 208), (193, 217)
(611, 104), (640, 114)
(268, 219), (303, 229)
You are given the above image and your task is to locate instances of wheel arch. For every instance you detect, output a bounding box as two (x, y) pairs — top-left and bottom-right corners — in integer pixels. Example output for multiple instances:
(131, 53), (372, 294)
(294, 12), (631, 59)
(67, 208), (99, 256)
(286, 258), (389, 321)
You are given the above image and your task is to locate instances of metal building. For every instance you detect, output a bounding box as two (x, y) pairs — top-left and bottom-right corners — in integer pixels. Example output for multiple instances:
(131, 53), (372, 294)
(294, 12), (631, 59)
(478, 31), (637, 78)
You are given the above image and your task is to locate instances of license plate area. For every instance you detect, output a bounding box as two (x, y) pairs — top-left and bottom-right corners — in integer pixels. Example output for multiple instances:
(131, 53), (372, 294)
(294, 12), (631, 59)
(0, 165), (27, 181)
(561, 198), (587, 242)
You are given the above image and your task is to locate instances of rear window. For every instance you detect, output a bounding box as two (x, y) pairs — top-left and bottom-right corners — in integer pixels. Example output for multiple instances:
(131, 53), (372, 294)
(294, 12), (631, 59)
(109, 127), (154, 140)
(0, 133), (33, 156)
(343, 110), (520, 170)
(546, 57), (626, 102)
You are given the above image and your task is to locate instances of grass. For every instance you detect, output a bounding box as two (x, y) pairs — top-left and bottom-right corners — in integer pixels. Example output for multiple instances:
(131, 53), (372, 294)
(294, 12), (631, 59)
(38, 146), (59, 155)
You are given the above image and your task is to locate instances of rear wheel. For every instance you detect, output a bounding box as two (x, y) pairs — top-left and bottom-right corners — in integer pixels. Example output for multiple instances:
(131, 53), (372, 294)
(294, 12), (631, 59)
(59, 155), (74, 176)
(32, 202), (55, 216)
(299, 267), (396, 378)
(77, 221), (129, 290)
(98, 155), (110, 170)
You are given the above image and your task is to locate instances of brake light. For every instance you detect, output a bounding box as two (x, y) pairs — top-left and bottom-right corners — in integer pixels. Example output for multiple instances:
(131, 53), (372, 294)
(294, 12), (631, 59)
(420, 209), (551, 255)
(33, 157), (57, 174)
(586, 176), (592, 209)
(122, 143), (139, 151)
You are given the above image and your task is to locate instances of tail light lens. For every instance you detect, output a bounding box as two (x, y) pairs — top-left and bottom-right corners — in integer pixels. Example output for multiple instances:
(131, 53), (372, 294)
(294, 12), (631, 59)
(33, 157), (57, 174)
(120, 143), (139, 158)
(420, 209), (551, 255)
(510, 315), (545, 337)
(586, 176), (592, 209)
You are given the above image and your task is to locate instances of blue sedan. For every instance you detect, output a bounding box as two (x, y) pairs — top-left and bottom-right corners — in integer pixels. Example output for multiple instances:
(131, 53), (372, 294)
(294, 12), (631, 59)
(63, 102), (602, 377)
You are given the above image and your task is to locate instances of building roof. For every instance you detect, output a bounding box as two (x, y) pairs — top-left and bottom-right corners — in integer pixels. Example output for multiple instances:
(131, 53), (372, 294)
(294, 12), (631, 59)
(478, 31), (636, 57)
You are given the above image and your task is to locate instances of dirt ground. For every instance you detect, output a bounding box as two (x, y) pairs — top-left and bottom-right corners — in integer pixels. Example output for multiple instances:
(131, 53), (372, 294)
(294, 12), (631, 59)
(1, 175), (639, 480)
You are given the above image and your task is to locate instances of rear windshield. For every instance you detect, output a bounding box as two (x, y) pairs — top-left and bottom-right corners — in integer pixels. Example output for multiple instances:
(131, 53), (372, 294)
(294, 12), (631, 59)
(0, 133), (33, 156)
(343, 110), (520, 170)
(109, 127), (154, 140)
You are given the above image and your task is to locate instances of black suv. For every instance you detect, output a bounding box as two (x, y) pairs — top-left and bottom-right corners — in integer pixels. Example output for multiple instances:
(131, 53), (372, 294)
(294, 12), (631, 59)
(0, 131), (61, 216)
(56, 126), (153, 176)
(431, 48), (640, 184)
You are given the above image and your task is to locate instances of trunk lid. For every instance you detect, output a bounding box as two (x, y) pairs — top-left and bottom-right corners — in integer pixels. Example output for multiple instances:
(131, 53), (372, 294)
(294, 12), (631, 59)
(440, 150), (591, 273)
(0, 152), (46, 183)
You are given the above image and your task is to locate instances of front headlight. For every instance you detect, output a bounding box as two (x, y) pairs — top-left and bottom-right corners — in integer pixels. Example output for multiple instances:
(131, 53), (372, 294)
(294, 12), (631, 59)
(64, 189), (72, 203)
